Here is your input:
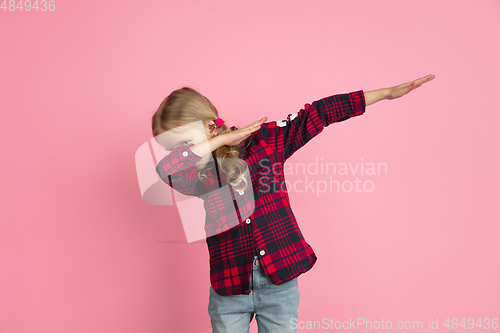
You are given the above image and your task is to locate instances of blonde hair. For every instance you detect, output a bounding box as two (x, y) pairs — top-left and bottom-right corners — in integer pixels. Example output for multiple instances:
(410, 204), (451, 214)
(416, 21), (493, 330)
(151, 86), (251, 191)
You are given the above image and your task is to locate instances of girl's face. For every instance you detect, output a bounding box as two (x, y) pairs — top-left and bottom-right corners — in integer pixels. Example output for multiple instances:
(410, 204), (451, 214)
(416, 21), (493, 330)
(156, 120), (213, 151)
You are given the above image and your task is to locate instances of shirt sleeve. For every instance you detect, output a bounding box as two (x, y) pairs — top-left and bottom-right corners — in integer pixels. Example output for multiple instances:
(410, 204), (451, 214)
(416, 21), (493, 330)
(155, 142), (204, 196)
(276, 90), (366, 161)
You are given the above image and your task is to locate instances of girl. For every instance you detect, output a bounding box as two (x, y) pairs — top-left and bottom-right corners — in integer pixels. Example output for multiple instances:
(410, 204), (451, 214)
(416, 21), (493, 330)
(151, 74), (435, 333)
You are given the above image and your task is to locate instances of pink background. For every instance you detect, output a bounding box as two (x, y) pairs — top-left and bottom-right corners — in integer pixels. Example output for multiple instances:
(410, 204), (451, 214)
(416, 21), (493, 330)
(1, 0), (499, 332)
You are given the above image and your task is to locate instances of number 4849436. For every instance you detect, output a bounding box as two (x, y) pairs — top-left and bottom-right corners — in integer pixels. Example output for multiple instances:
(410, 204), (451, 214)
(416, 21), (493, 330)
(1, 0), (55, 11)
(443, 318), (498, 330)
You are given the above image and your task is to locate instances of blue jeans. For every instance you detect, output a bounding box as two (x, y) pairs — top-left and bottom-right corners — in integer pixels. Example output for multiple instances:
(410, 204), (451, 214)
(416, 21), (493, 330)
(208, 254), (300, 333)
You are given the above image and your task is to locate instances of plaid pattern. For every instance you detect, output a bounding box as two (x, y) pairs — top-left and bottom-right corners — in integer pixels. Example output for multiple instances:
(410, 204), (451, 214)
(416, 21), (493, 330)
(156, 90), (366, 295)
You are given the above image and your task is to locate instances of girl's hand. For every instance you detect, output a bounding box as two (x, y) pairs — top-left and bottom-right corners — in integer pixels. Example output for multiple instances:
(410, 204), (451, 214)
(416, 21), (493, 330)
(386, 74), (435, 100)
(219, 116), (268, 146)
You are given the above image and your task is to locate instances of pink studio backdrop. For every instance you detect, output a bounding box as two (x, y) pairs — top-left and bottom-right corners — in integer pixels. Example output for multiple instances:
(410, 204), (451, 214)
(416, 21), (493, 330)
(1, 0), (499, 332)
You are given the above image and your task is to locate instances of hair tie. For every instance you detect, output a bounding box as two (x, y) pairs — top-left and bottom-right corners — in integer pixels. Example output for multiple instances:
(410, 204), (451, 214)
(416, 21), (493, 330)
(214, 118), (225, 127)
(209, 117), (226, 136)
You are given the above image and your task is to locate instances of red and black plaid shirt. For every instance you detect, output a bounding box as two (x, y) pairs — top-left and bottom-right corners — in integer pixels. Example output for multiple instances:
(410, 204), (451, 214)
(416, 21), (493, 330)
(156, 90), (366, 295)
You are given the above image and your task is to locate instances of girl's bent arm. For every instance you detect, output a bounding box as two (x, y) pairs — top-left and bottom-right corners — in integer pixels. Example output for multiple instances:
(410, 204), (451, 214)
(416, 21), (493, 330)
(156, 143), (202, 196)
(190, 135), (225, 159)
(156, 137), (224, 196)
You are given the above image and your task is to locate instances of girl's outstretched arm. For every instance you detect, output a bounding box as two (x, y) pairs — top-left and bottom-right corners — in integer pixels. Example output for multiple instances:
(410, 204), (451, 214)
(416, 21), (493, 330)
(364, 74), (435, 106)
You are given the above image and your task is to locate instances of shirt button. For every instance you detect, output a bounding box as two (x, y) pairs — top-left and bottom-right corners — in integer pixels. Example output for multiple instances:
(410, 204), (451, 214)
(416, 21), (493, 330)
(259, 250), (265, 256)
(238, 190), (244, 195)
(182, 151), (188, 157)
(245, 218), (251, 224)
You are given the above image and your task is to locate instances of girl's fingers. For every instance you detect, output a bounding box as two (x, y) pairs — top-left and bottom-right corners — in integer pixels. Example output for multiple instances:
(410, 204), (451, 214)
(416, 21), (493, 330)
(244, 123), (261, 130)
(250, 124), (262, 132)
(237, 124), (261, 137)
(242, 117), (267, 130)
(415, 74), (435, 85)
(403, 74), (434, 87)
(420, 74), (435, 86)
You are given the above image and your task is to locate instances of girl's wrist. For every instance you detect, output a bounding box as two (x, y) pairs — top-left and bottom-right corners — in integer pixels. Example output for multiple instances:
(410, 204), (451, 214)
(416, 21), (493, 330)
(381, 88), (390, 100)
(364, 88), (390, 106)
